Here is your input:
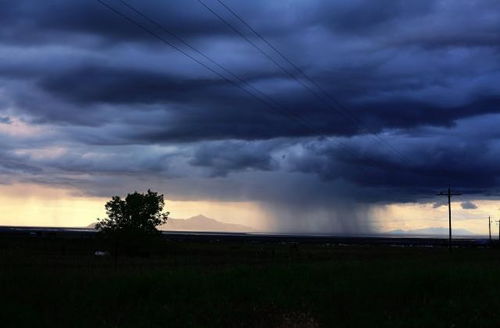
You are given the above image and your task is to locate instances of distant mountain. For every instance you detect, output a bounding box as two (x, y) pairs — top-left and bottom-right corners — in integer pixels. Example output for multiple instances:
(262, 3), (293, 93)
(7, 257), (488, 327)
(161, 215), (253, 232)
(386, 227), (474, 236)
(86, 215), (253, 232)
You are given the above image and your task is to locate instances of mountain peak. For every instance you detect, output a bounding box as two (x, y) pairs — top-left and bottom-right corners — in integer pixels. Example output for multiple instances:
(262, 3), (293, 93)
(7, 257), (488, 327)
(386, 227), (474, 236)
(189, 214), (212, 221)
(86, 214), (253, 233)
(162, 214), (253, 232)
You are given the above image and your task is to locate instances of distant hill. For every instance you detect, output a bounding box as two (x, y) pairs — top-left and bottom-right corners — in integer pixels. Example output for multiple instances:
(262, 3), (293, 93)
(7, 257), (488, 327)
(161, 215), (253, 232)
(386, 227), (474, 236)
(87, 215), (253, 232)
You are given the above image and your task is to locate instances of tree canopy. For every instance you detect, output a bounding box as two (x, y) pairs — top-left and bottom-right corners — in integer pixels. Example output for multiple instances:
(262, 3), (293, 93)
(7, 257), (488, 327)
(96, 190), (169, 236)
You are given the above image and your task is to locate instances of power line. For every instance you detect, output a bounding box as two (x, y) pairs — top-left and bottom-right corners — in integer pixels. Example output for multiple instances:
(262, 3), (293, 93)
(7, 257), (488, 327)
(96, 0), (378, 166)
(96, 0), (311, 132)
(201, 0), (411, 164)
(116, 0), (305, 123)
(195, 0), (337, 113)
(196, 0), (371, 138)
(213, 0), (409, 160)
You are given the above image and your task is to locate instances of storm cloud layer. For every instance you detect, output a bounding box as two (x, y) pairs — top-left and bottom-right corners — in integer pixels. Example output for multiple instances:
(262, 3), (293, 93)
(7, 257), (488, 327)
(1, 0), (499, 232)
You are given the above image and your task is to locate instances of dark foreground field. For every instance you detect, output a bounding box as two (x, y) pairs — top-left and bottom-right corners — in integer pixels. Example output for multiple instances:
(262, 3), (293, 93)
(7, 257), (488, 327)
(1, 235), (500, 328)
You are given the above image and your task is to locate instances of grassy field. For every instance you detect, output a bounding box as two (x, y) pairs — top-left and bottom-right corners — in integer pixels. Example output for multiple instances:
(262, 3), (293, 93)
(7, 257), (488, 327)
(1, 237), (500, 327)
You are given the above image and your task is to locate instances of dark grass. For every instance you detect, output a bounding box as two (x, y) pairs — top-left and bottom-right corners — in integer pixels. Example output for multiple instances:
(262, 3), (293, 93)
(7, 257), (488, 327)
(2, 237), (500, 327)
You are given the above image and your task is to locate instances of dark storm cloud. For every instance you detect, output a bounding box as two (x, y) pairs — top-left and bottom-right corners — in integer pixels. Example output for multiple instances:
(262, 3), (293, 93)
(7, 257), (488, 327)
(318, 0), (435, 35)
(0, 0), (230, 46)
(1, 0), (500, 222)
(189, 140), (279, 176)
(4, 0), (433, 46)
(281, 133), (500, 198)
(1, 0), (499, 137)
(39, 65), (226, 105)
(354, 97), (500, 131)
(24, 58), (500, 143)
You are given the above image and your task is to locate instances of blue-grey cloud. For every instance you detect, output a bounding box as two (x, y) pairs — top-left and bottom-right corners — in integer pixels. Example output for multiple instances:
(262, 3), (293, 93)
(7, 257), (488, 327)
(461, 201), (478, 210)
(0, 116), (11, 124)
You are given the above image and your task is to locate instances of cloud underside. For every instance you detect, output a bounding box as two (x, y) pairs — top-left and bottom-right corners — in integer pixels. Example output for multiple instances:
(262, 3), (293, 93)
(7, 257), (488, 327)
(1, 0), (500, 231)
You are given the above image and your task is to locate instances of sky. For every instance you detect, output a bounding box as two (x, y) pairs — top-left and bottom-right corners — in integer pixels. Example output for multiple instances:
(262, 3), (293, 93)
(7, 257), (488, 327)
(0, 0), (499, 234)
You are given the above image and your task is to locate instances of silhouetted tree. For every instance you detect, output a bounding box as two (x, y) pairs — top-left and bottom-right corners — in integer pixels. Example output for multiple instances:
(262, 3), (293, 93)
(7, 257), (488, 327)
(96, 190), (169, 238)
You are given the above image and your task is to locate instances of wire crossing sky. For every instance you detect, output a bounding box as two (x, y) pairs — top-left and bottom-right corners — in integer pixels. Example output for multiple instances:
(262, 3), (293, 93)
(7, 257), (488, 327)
(201, 0), (412, 164)
(97, 0), (399, 182)
(0, 0), (499, 233)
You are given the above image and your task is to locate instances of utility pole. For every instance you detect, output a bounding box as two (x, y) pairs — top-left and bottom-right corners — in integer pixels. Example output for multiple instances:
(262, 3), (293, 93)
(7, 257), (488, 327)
(437, 186), (461, 251)
(497, 220), (500, 240)
(489, 216), (492, 242)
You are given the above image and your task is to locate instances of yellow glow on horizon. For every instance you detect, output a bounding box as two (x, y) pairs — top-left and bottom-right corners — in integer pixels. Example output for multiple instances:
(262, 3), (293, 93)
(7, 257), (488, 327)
(165, 200), (267, 229)
(0, 183), (106, 227)
(0, 183), (267, 229)
(374, 200), (500, 234)
(1, 183), (499, 234)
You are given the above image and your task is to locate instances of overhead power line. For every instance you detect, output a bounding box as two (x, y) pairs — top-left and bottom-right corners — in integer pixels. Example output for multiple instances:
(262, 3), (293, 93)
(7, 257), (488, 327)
(116, 0), (302, 122)
(199, 0), (411, 164)
(96, 0), (311, 132)
(96, 0), (380, 166)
